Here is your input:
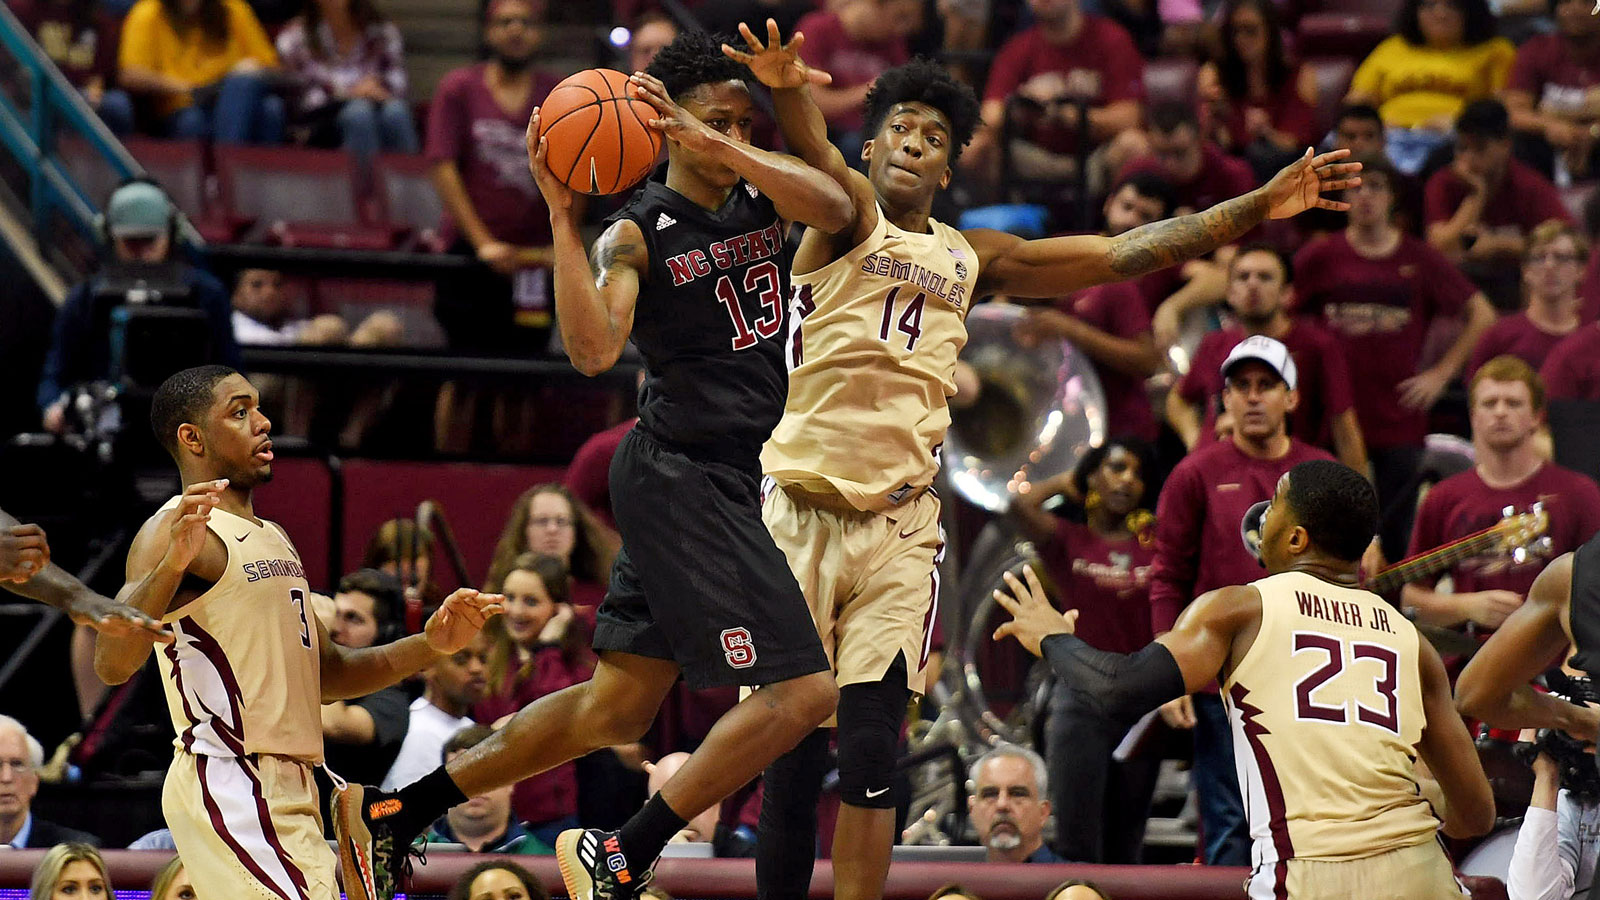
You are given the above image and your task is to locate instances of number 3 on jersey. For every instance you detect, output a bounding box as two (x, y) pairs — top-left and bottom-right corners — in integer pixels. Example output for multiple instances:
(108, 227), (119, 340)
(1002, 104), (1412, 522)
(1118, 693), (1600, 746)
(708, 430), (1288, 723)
(715, 260), (782, 350)
(289, 587), (312, 649)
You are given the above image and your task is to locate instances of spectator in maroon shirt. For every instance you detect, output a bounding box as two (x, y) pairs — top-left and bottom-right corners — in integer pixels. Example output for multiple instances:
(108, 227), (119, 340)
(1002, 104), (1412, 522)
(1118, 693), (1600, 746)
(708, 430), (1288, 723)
(794, 0), (919, 164)
(1540, 316), (1600, 400)
(1502, 0), (1600, 181)
(485, 484), (618, 615)
(1425, 99), (1573, 309)
(962, 0), (1144, 188)
(1168, 245), (1366, 470)
(1196, 0), (1319, 180)
(564, 419), (636, 531)
(1467, 220), (1588, 381)
(1119, 103), (1258, 216)
(11, 0), (133, 134)
(1149, 335), (1335, 867)
(1010, 174), (1173, 442)
(474, 553), (594, 845)
(1403, 357), (1600, 631)
(1295, 154), (1495, 561)
(1015, 438), (1159, 863)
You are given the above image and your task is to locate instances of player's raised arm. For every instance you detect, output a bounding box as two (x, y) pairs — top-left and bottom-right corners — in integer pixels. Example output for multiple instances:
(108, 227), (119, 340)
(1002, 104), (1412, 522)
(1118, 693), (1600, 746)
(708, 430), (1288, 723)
(1457, 553), (1599, 740)
(96, 479), (229, 684)
(628, 71), (853, 233)
(528, 112), (644, 377)
(1415, 636), (1495, 838)
(969, 149), (1361, 300)
(1, 507), (171, 642)
(317, 586), (503, 701)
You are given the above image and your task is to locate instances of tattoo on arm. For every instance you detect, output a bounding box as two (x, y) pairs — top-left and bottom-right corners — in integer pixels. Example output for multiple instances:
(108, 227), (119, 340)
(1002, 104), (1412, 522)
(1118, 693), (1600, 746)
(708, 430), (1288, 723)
(1105, 190), (1269, 278)
(591, 240), (641, 288)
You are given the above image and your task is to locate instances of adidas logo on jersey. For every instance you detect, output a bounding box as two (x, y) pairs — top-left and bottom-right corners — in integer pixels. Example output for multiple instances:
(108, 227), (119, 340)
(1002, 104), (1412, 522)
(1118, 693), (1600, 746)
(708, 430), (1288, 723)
(745, 182), (759, 198)
(656, 213), (676, 231)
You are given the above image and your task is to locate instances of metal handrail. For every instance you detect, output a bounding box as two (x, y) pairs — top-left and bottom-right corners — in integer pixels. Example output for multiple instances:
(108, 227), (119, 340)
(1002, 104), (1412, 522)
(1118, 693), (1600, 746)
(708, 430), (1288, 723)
(416, 499), (474, 590)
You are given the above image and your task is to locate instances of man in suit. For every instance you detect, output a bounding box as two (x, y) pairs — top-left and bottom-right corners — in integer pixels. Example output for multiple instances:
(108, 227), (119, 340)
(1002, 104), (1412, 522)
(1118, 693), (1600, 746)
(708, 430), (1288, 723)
(0, 715), (99, 848)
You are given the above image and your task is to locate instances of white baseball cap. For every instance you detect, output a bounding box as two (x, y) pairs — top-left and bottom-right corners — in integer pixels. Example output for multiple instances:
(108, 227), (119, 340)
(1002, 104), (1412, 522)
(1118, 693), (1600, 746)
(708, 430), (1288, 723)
(1221, 334), (1298, 391)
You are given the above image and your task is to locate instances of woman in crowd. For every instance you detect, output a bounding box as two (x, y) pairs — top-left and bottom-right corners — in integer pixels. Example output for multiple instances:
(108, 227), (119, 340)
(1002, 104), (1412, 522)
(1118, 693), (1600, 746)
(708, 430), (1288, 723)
(362, 517), (440, 615)
(28, 843), (113, 900)
(473, 553), (593, 847)
(274, 0), (419, 161)
(117, 0), (284, 143)
(485, 484), (616, 611)
(447, 859), (549, 900)
(1197, 0), (1318, 179)
(1344, 0), (1514, 174)
(149, 856), (195, 900)
(1012, 438), (1161, 864)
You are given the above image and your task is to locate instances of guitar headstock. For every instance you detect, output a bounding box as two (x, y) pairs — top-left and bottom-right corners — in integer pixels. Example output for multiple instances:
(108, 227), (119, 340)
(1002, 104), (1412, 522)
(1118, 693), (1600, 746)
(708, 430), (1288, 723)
(1494, 503), (1552, 562)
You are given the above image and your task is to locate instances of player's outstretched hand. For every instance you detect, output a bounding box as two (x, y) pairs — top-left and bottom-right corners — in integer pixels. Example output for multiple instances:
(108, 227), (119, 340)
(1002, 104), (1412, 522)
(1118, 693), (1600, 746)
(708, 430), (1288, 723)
(66, 593), (173, 643)
(163, 479), (227, 574)
(629, 72), (720, 154)
(526, 108), (575, 213)
(425, 588), (506, 654)
(721, 19), (834, 90)
(0, 523), (50, 583)
(1263, 147), (1362, 220)
(991, 565), (1078, 658)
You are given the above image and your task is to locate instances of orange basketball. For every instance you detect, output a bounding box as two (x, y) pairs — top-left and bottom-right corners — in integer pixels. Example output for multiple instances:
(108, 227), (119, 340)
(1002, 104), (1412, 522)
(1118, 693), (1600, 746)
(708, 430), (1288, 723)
(537, 68), (663, 195)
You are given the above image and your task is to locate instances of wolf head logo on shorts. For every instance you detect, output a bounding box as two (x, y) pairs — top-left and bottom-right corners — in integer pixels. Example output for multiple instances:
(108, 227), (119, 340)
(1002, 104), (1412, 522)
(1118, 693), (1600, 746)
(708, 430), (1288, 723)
(720, 627), (757, 669)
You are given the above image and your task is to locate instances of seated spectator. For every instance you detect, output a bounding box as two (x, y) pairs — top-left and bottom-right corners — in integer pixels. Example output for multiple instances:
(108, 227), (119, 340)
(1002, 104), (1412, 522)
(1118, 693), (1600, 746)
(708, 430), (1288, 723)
(1344, 0), (1514, 175)
(1197, 0), (1319, 179)
(485, 484), (617, 609)
(320, 569), (411, 805)
(1295, 154), (1495, 561)
(424, 724), (553, 854)
(1012, 439), (1158, 863)
(26, 843), (112, 900)
(149, 855), (194, 900)
(1502, 0), (1600, 182)
(1118, 103), (1255, 217)
(11, 0), (134, 134)
(118, 0), (284, 144)
(1333, 104), (1387, 159)
(564, 413), (638, 530)
(928, 886), (984, 900)
(645, 752), (721, 845)
(0, 717), (98, 849)
(474, 554), (592, 845)
(621, 10), (677, 74)
(1468, 220), (1588, 381)
(793, 0), (919, 164)
(964, 0), (1144, 193)
(383, 630), (489, 791)
(1047, 882), (1114, 900)
(1168, 245), (1365, 469)
(1507, 724), (1600, 900)
(1540, 312), (1600, 400)
(967, 744), (1063, 863)
(38, 180), (239, 434)
(446, 858), (551, 900)
(1324, 104), (1425, 235)
(1425, 99), (1573, 309)
(274, 0), (419, 162)
(362, 518), (439, 610)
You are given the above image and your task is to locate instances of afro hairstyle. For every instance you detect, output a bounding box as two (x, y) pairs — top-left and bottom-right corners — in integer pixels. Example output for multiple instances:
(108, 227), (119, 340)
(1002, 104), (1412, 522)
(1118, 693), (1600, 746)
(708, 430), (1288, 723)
(644, 29), (749, 103)
(863, 58), (980, 163)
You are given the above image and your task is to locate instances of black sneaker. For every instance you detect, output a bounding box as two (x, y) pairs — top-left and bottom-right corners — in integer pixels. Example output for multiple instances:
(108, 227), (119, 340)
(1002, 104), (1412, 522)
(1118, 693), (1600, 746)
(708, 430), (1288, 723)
(345, 786), (425, 900)
(556, 828), (656, 900)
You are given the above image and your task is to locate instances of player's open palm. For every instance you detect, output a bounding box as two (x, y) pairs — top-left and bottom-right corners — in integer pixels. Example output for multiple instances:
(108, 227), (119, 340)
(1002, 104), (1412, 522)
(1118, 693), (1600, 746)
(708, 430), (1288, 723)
(165, 479), (226, 572)
(991, 565), (1078, 657)
(628, 72), (718, 153)
(721, 19), (833, 90)
(68, 594), (172, 643)
(1263, 147), (1362, 219)
(425, 588), (506, 654)
(526, 108), (575, 212)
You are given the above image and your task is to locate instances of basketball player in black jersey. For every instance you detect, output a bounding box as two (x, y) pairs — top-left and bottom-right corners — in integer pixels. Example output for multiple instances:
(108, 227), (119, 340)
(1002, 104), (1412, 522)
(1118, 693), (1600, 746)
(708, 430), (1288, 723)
(353, 31), (853, 900)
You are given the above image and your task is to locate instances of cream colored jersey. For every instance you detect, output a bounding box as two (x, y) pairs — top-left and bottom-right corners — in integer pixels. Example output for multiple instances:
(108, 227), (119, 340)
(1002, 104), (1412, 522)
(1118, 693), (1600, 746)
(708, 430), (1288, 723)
(155, 498), (324, 763)
(762, 208), (979, 512)
(1223, 571), (1440, 873)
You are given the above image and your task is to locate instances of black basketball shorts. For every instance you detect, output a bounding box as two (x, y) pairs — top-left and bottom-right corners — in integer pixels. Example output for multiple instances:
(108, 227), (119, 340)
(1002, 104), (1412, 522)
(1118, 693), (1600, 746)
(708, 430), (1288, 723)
(593, 428), (830, 690)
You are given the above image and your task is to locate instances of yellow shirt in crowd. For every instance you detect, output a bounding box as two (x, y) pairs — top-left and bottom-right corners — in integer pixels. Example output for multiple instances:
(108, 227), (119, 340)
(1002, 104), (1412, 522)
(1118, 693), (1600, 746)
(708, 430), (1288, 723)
(118, 0), (278, 115)
(1349, 34), (1515, 129)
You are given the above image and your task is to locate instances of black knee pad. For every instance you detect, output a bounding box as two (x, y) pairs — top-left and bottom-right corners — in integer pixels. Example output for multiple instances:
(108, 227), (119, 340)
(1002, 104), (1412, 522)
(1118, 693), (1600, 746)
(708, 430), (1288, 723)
(835, 660), (911, 809)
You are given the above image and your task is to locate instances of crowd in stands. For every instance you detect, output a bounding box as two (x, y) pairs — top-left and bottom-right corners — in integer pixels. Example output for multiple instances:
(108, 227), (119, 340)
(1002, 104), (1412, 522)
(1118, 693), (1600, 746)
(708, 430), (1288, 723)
(16, 0), (1600, 890)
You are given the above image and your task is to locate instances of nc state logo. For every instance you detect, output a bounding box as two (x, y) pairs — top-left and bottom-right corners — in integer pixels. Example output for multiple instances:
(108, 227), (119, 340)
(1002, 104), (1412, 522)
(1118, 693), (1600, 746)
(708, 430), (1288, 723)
(720, 627), (757, 669)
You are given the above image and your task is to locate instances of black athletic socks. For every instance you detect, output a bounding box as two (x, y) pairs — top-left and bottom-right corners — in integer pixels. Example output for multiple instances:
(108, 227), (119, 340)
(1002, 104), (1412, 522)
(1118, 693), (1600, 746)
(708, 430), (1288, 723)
(382, 766), (469, 837)
(617, 791), (688, 868)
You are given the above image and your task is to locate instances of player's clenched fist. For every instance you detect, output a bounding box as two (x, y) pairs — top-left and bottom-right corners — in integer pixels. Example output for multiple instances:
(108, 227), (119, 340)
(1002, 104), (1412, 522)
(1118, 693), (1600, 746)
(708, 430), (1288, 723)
(425, 588), (506, 654)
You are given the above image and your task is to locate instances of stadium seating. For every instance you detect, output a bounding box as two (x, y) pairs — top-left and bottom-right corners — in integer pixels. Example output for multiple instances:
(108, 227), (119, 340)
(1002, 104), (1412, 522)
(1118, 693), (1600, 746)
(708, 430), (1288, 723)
(213, 145), (405, 250)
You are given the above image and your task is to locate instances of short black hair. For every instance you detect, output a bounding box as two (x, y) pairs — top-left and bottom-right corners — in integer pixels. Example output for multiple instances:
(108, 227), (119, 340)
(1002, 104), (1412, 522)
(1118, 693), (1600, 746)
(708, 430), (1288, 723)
(1398, 0), (1498, 46)
(644, 29), (747, 102)
(1456, 98), (1510, 140)
(1335, 103), (1382, 129)
(336, 568), (404, 633)
(1111, 171), (1175, 218)
(150, 365), (239, 456)
(1231, 242), (1294, 283)
(863, 58), (981, 163)
(1147, 100), (1200, 135)
(1283, 460), (1378, 562)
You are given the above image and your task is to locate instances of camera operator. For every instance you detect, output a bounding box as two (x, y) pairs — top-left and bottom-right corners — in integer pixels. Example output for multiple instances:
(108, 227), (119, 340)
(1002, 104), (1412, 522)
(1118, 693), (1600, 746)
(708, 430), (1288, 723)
(1507, 681), (1600, 900)
(36, 180), (239, 434)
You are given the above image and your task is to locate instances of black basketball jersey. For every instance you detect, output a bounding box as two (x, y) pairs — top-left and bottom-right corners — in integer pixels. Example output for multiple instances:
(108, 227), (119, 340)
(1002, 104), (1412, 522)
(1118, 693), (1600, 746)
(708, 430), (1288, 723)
(1569, 529), (1600, 676)
(605, 178), (789, 468)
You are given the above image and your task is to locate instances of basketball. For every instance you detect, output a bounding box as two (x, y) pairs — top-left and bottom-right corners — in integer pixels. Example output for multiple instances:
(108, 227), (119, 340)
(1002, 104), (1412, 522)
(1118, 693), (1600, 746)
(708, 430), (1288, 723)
(537, 68), (663, 195)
